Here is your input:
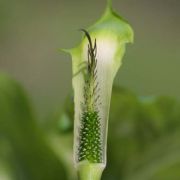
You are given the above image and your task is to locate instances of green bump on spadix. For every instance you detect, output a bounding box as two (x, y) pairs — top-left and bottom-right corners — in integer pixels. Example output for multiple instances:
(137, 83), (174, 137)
(78, 111), (102, 163)
(62, 0), (134, 179)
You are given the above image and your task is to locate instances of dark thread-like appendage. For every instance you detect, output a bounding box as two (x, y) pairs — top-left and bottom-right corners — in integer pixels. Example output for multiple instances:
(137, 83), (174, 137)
(78, 29), (102, 163)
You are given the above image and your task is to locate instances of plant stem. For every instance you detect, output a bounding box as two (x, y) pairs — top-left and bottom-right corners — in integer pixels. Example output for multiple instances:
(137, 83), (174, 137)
(77, 160), (105, 180)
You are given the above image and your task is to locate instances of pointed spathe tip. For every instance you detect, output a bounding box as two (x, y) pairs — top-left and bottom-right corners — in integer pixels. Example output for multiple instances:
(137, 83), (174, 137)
(105, 0), (113, 15)
(58, 48), (72, 54)
(107, 0), (112, 9)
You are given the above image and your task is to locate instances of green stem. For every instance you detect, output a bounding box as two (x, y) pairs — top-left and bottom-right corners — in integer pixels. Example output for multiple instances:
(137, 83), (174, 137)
(77, 161), (105, 180)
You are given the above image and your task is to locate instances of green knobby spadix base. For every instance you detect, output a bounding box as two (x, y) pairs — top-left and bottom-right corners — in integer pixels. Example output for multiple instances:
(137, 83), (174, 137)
(77, 160), (105, 180)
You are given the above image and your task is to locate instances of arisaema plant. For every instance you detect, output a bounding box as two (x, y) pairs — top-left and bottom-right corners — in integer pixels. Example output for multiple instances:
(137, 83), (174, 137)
(62, 0), (134, 179)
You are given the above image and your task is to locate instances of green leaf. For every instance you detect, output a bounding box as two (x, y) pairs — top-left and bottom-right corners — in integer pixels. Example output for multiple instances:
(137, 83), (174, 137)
(0, 73), (67, 180)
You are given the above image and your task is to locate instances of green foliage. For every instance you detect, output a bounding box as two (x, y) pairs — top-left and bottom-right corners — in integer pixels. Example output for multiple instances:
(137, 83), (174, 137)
(104, 87), (180, 180)
(0, 73), (67, 180)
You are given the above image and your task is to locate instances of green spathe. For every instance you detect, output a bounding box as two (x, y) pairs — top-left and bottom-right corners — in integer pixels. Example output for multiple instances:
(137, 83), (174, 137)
(66, 3), (134, 74)
(63, 1), (134, 179)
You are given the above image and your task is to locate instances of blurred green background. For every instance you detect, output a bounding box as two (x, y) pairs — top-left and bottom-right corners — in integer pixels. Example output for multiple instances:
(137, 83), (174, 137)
(0, 0), (180, 179)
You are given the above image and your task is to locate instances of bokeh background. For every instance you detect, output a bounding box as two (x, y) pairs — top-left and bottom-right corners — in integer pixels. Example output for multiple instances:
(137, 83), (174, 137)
(0, 0), (180, 180)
